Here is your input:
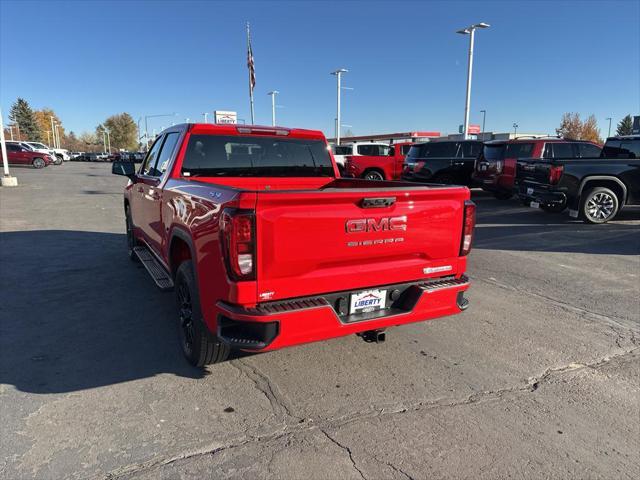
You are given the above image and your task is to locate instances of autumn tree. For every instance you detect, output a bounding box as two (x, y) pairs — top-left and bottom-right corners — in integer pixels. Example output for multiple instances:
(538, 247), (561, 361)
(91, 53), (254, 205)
(616, 115), (633, 136)
(33, 108), (65, 146)
(100, 113), (138, 151)
(9, 98), (42, 141)
(556, 112), (602, 143)
(79, 132), (99, 152)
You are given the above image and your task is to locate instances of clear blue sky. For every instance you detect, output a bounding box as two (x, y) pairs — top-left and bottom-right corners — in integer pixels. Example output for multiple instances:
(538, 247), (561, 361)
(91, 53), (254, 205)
(1, 0), (638, 138)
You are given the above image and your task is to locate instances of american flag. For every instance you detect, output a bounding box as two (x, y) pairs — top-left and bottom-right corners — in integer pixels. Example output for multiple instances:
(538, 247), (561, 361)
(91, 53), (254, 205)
(247, 35), (255, 91)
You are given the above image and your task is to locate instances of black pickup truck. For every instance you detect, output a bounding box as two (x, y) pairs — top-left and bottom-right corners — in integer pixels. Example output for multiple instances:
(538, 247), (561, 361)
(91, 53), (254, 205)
(401, 139), (483, 186)
(516, 135), (640, 223)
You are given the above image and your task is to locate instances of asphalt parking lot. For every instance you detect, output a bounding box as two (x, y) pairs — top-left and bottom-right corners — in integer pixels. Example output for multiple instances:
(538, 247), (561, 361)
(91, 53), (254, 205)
(1, 162), (639, 480)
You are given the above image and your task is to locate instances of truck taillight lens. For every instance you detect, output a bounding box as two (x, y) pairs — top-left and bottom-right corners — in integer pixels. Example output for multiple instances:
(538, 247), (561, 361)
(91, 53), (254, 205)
(549, 165), (564, 185)
(220, 209), (256, 281)
(460, 200), (476, 256)
(414, 161), (425, 172)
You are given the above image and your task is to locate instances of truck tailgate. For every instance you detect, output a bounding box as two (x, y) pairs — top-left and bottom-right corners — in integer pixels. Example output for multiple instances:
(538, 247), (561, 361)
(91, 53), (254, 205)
(254, 185), (469, 302)
(516, 158), (553, 186)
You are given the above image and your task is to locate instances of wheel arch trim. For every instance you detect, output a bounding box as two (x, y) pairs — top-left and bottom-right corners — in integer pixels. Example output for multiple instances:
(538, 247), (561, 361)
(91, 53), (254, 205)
(578, 176), (627, 203)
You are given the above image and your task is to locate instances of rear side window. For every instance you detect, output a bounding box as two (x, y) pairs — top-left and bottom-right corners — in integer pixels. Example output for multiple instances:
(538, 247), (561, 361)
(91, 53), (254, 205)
(546, 143), (575, 159)
(182, 134), (334, 177)
(505, 143), (534, 158)
(577, 143), (602, 158)
(462, 142), (482, 158)
(401, 144), (413, 155)
(424, 142), (458, 158)
(6, 143), (20, 152)
(357, 144), (390, 156)
(334, 145), (352, 155)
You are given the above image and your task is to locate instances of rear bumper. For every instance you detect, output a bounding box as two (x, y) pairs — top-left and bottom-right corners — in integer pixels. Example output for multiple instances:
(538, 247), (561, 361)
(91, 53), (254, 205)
(212, 275), (470, 352)
(517, 185), (566, 206)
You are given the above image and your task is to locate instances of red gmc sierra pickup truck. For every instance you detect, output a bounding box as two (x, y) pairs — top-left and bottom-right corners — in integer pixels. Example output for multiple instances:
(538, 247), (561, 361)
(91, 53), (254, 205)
(112, 123), (475, 367)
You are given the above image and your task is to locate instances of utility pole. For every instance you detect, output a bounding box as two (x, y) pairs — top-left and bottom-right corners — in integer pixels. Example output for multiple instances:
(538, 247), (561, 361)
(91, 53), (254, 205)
(331, 68), (348, 145)
(267, 91), (279, 126)
(456, 23), (490, 139)
(606, 117), (612, 138)
(1, 107), (18, 186)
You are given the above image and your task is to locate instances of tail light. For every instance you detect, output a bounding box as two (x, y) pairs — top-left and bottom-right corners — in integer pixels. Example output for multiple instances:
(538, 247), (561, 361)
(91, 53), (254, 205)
(220, 209), (256, 281)
(414, 161), (425, 172)
(460, 200), (476, 256)
(549, 165), (564, 185)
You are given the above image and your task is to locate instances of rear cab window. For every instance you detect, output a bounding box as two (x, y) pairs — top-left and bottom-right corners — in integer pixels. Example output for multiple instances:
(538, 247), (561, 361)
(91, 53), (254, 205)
(181, 134), (334, 177)
(505, 143), (534, 159)
(482, 144), (506, 161)
(356, 144), (390, 156)
(334, 145), (352, 155)
(602, 139), (640, 158)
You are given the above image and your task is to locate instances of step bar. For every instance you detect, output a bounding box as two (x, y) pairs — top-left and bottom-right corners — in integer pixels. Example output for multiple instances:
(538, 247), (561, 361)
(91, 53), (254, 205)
(133, 246), (174, 291)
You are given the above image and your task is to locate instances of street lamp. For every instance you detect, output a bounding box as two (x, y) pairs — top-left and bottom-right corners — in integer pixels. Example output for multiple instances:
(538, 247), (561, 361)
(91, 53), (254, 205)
(606, 117), (612, 138)
(456, 22), (490, 140)
(513, 123), (519, 136)
(105, 129), (111, 153)
(331, 68), (348, 145)
(202, 112), (209, 123)
(480, 109), (487, 138)
(267, 91), (279, 126)
(144, 113), (177, 149)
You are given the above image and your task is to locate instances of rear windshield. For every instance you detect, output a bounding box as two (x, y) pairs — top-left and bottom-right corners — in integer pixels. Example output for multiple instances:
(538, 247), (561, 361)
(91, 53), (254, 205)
(483, 144), (506, 160)
(182, 135), (334, 177)
(334, 145), (352, 155)
(505, 143), (534, 158)
(602, 139), (640, 158)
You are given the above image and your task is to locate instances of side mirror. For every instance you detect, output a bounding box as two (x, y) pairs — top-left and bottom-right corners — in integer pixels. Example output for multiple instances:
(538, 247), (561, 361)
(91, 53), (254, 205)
(112, 161), (136, 179)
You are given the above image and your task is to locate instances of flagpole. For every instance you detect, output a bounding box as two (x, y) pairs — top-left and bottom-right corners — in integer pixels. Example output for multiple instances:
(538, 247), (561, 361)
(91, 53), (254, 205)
(247, 22), (255, 124)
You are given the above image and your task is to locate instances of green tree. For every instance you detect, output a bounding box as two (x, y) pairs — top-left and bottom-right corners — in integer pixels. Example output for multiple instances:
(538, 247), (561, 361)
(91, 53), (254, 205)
(103, 113), (138, 151)
(9, 98), (42, 141)
(616, 115), (633, 136)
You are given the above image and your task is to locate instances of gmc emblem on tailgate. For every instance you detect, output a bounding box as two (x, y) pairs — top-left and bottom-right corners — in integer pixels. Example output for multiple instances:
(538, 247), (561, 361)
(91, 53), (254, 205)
(345, 216), (407, 233)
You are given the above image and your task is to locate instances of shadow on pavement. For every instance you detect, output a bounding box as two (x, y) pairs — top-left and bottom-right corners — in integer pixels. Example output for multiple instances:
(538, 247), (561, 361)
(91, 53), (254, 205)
(0, 230), (205, 394)
(470, 191), (640, 255)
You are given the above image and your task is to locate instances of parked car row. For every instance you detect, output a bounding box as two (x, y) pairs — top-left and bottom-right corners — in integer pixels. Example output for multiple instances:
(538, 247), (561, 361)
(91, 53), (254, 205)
(71, 151), (145, 162)
(1, 141), (58, 168)
(338, 135), (638, 224)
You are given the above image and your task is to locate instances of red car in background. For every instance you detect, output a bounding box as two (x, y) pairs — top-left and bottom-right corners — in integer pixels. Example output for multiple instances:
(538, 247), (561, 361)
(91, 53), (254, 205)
(1, 141), (55, 168)
(345, 142), (415, 180)
(472, 138), (602, 200)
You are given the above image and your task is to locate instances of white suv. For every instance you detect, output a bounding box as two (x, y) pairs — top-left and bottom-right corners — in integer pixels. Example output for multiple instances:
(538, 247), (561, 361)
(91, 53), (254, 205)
(332, 142), (390, 168)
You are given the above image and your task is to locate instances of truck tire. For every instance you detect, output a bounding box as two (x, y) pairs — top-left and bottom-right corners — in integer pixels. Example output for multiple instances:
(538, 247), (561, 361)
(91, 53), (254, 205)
(363, 169), (385, 181)
(54, 155), (63, 165)
(580, 187), (619, 224)
(175, 261), (230, 367)
(32, 157), (46, 169)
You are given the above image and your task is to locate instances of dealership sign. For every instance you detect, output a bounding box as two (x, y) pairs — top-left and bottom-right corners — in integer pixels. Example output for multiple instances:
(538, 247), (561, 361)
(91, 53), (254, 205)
(214, 111), (237, 124)
(458, 124), (481, 134)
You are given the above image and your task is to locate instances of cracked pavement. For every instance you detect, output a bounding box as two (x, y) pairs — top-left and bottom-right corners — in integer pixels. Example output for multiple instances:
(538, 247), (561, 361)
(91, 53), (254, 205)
(1, 163), (639, 479)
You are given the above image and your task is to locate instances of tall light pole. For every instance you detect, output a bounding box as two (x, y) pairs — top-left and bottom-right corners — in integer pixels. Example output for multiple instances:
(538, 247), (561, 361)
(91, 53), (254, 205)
(267, 91), (279, 126)
(202, 112), (209, 123)
(102, 130), (107, 153)
(456, 22), (490, 140)
(331, 68), (348, 145)
(46, 130), (51, 146)
(54, 123), (61, 148)
(606, 117), (612, 138)
(513, 123), (519, 136)
(50, 116), (56, 146)
(105, 129), (111, 153)
(8, 126), (14, 140)
(480, 109), (487, 138)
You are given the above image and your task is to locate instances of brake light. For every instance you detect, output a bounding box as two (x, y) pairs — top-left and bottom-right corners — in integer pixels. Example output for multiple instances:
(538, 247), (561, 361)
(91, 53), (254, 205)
(220, 209), (256, 281)
(460, 200), (476, 256)
(414, 161), (425, 173)
(549, 165), (564, 185)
